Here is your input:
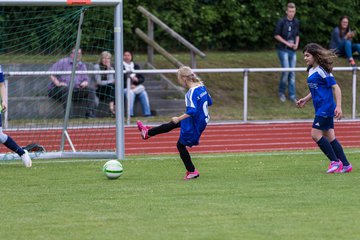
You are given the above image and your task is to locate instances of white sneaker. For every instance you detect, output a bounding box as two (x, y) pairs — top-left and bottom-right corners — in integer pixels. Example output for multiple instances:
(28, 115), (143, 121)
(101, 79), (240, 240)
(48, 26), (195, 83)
(279, 94), (286, 102)
(21, 149), (32, 167)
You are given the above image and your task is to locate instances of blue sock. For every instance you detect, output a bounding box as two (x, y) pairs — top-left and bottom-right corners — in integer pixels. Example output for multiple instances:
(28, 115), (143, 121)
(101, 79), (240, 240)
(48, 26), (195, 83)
(330, 139), (350, 166)
(316, 137), (338, 162)
(4, 136), (25, 156)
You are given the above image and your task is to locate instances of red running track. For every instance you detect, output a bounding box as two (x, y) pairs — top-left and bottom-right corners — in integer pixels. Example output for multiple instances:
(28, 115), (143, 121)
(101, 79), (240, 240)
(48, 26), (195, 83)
(126, 121), (360, 155)
(1, 122), (360, 155)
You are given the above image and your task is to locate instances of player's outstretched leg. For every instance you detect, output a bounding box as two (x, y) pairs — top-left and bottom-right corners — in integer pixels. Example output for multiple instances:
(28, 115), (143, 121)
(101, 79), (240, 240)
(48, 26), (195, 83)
(137, 120), (180, 140)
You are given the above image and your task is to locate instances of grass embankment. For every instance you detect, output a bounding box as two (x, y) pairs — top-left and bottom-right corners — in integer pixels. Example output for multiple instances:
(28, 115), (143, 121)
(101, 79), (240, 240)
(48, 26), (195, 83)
(138, 51), (359, 121)
(3, 51), (358, 123)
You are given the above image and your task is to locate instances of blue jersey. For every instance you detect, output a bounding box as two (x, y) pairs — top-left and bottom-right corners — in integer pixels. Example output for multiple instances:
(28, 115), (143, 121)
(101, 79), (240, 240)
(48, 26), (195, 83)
(180, 85), (212, 147)
(307, 66), (336, 117)
(0, 65), (4, 83)
(0, 65), (3, 126)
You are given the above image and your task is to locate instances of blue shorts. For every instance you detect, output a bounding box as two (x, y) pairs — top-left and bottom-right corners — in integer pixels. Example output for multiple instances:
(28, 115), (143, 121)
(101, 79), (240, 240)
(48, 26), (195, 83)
(312, 116), (334, 130)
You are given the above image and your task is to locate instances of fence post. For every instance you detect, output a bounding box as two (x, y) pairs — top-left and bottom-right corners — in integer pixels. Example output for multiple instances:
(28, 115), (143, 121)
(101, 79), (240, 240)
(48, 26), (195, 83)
(147, 18), (154, 65)
(352, 68), (357, 119)
(243, 69), (249, 123)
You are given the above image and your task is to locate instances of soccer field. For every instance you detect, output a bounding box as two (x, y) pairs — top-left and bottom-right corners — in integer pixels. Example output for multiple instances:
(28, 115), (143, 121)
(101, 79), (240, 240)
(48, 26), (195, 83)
(1, 151), (359, 240)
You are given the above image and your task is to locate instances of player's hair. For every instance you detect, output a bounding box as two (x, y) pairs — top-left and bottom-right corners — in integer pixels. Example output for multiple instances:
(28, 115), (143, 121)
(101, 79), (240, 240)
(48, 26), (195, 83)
(177, 66), (203, 85)
(287, 2), (296, 10)
(99, 51), (112, 64)
(303, 43), (337, 73)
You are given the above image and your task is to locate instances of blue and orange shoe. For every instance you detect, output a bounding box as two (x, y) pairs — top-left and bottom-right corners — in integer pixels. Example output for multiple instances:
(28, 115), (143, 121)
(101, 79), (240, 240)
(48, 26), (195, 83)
(136, 120), (151, 140)
(184, 169), (200, 180)
(327, 160), (343, 173)
(339, 164), (353, 173)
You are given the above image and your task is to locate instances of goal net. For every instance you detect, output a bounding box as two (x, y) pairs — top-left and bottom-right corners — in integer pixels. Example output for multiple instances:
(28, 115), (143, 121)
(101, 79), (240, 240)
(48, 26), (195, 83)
(0, 1), (124, 161)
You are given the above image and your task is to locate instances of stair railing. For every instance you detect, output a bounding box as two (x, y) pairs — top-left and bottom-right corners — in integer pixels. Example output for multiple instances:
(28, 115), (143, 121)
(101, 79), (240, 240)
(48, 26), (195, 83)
(136, 6), (206, 68)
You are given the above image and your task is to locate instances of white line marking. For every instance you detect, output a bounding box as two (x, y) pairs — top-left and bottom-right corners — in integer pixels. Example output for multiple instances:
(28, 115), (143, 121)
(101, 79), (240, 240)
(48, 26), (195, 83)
(1, 149), (360, 165)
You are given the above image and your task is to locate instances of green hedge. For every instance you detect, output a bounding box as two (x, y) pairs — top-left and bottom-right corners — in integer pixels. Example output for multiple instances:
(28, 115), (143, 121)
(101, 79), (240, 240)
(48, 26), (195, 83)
(124, 0), (360, 50)
(125, 0), (360, 51)
(1, 1), (360, 53)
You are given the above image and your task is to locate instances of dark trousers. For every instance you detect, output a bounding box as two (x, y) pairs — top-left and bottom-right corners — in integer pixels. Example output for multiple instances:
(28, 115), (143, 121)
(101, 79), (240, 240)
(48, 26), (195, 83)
(96, 84), (115, 103)
(48, 86), (97, 116)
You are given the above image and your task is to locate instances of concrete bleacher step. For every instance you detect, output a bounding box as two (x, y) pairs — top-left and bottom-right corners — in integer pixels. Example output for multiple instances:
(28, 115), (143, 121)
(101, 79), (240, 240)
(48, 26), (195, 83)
(9, 96), (64, 119)
(4, 63), (184, 119)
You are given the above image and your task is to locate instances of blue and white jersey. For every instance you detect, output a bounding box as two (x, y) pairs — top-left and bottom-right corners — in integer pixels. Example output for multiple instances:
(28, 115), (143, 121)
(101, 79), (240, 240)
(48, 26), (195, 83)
(0, 65), (3, 124)
(0, 65), (4, 83)
(307, 66), (336, 117)
(180, 85), (213, 147)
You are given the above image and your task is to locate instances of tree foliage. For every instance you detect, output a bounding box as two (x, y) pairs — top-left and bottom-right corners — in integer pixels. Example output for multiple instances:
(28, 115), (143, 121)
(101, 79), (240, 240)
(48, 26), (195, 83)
(124, 0), (360, 51)
(1, 1), (360, 53)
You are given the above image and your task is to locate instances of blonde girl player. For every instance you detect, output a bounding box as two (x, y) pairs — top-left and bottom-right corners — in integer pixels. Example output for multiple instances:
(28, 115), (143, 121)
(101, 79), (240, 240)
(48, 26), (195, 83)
(0, 65), (31, 167)
(296, 43), (352, 173)
(137, 66), (212, 180)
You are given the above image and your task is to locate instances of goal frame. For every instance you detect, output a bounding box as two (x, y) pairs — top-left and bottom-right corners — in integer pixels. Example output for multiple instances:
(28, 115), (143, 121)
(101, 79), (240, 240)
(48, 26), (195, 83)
(0, 0), (125, 160)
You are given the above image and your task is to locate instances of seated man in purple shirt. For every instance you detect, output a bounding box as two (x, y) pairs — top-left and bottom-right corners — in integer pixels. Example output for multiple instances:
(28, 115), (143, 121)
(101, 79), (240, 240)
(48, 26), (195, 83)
(48, 48), (96, 118)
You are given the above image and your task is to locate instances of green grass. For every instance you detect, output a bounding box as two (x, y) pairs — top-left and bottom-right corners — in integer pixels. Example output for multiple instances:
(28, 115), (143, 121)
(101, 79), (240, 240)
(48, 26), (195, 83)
(1, 151), (360, 240)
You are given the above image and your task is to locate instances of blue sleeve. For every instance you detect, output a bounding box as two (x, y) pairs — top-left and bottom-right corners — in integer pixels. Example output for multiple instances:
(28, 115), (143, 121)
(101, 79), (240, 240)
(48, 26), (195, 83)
(330, 28), (342, 49)
(326, 75), (337, 87)
(206, 88), (213, 106)
(0, 65), (4, 83)
(274, 18), (283, 36)
(185, 90), (197, 116)
(208, 94), (213, 106)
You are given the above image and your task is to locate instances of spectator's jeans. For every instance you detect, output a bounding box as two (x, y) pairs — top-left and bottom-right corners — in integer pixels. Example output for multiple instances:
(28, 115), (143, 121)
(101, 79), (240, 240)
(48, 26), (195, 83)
(277, 48), (296, 100)
(124, 88), (151, 116)
(337, 40), (360, 59)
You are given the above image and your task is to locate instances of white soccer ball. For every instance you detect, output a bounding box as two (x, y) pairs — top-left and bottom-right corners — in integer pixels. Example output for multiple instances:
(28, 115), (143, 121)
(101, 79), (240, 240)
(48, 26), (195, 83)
(103, 160), (123, 179)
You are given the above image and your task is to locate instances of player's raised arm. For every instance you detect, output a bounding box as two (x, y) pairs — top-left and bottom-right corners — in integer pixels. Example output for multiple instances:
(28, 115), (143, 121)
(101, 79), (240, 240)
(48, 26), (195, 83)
(296, 93), (312, 108)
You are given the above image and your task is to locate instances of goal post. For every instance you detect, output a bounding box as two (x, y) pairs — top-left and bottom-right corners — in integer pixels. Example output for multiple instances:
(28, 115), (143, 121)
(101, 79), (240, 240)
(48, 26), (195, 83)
(0, 0), (121, 6)
(0, 0), (125, 161)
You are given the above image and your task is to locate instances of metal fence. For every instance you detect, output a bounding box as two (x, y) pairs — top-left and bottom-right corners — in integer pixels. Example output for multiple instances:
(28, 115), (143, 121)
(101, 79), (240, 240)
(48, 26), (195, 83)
(6, 66), (359, 123)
